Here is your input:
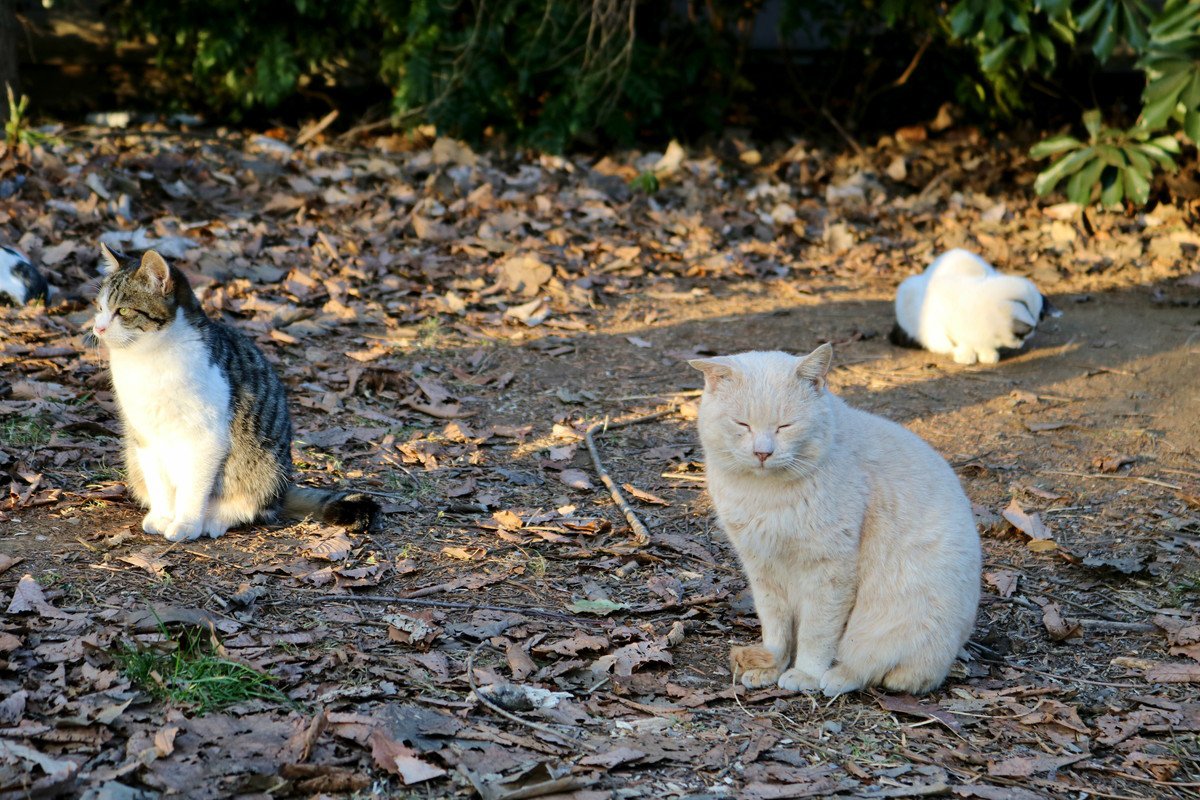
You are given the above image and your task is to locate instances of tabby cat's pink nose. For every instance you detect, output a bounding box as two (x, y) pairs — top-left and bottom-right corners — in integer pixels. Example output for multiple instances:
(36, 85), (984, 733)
(755, 451), (771, 464)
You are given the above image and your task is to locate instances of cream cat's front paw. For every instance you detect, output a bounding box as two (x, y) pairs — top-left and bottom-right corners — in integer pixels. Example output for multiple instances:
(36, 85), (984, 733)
(819, 664), (863, 697)
(142, 512), (173, 536)
(777, 667), (821, 692)
(730, 645), (784, 689)
(163, 518), (205, 542)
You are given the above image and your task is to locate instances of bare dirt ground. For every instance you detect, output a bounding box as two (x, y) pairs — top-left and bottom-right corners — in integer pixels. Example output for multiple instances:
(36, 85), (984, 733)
(1, 125), (1199, 799)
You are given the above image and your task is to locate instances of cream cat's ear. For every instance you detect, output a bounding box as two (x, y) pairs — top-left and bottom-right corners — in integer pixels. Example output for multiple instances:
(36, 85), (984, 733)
(689, 358), (735, 390)
(98, 242), (122, 275)
(795, 343), (833, 390)
(138, 250), (174, 295)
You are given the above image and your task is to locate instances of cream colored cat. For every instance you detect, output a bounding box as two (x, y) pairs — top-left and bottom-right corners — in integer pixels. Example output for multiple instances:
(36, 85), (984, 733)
(691, 345), (980, 696)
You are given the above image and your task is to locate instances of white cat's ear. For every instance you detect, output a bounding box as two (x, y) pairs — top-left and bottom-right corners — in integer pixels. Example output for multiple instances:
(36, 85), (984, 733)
(795, 343), (833, 389)
(689, 358), (735, 390)
(138, 250), (174, 295)
(98, 242), (121, 275)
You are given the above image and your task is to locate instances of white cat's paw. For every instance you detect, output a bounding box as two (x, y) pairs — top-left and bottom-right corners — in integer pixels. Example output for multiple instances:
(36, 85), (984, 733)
(142, 513), (172, 536)
(819, 665), (862, 697)
(951, 346), (977, 365)
(777, 667), (820, 692)
(977, 348), (1000, 365)
(163, 518), (205, 542)
(203, 519), (230, 539)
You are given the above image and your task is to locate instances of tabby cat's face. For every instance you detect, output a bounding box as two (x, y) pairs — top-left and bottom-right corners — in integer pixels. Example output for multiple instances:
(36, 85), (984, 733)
(89, 247), (185, 350)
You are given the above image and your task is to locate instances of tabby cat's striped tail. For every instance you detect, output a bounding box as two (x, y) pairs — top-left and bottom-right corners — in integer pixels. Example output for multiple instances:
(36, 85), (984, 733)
(282, 486), (379, 531)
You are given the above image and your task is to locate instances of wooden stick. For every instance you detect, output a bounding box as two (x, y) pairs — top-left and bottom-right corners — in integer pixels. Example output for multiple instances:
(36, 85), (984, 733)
(585, 407), (676, 548)
(1041, 470), (1182, 491)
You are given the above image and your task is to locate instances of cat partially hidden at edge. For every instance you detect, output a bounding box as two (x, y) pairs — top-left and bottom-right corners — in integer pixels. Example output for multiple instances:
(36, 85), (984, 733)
(86, 244), (377, 542)
(691, 345), (980, 696)
(891, 248), (1060, 365)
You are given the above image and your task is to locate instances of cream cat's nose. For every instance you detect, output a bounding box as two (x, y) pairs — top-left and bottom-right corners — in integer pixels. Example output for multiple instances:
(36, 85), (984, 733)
(755, 450), (772, 464)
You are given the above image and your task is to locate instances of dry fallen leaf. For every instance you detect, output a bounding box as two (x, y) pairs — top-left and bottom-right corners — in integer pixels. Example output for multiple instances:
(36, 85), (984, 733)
(1034, 598), (1081, 641)
(559, 468), (594, 491)
(1002, 498), (1052, 540)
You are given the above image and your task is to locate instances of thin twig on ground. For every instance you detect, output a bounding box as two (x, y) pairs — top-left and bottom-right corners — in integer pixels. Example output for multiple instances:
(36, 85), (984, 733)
(585, 407), (677, 547)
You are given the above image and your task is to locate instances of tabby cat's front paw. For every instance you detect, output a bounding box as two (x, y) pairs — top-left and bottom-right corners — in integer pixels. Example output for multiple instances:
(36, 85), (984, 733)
(778, 667), (821, 692)
(142, 513), (173, 536)
(819, 664), (862, 697)
(730, 645), (783, 689)
(163, 518), (205, 542)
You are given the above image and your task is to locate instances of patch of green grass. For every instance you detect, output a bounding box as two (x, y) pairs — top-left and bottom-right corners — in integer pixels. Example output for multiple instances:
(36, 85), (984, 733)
(1168, 573), (1200, 607)
(416, 316), (445, 348)
(116, 628), (290, 714)
(0, 415), (54, 446)
(382, 472), (436, 503)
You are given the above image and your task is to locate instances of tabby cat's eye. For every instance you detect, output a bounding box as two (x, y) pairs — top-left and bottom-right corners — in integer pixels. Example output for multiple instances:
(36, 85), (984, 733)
(117, 307), (135, 318)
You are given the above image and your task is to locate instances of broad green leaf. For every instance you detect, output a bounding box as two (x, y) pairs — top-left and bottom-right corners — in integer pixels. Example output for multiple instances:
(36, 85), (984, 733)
(1010, 9), (1031, 35)
(1020, 39), (1037, 70)
(1029, 134), (1083, 159)
(1183, 72), (1200, 108)
(1065, 156), (1105, 205)
(1123, 145), (1154, 177)
(1049, 18), (1076, 45)
(1186, 107), (1200, 144)
(1137, 142), (1181, 171)
(1093, 3), (1120, 62)
(1035, 33), (1056, 62)
(981, 38), (1018, 73)
(567, 598), (630, 616)
(1076, 0), (1107, 30)
(1100, 166), (1124, 207)
(949, 2), (978, 38)
(1122, 2), (1148, 51)
(1141, 76), (1186, 129)
(1083, 109), (1102, 138)
(1034, 147), (1096, 195)
(1097, 143), (1126, 166)
(1148, 134), (1182, 153)
(1122, 163), (1151, 205)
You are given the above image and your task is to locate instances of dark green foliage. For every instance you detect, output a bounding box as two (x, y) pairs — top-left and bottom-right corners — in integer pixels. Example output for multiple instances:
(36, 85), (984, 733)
(116, 0), (1196, 206)
(1030, 109), (1180, 207)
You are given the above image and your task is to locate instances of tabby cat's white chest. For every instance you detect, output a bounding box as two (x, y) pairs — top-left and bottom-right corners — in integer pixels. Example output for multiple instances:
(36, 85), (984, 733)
(109, 315), (231, 438)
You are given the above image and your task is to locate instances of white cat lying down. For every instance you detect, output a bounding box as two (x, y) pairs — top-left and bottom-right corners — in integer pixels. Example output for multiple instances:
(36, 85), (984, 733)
(890, 249), (1059, 365)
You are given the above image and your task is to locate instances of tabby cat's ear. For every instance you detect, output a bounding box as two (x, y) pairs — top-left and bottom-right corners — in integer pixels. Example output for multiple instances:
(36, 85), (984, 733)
(689, 358), (735, 390)
(795, 343), (833, 390)
(138, 250), (173, 295)
(99, 243), (121, 275)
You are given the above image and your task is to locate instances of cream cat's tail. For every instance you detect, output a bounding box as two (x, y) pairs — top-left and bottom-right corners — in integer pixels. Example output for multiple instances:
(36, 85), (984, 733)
(282, 486), (380, 531)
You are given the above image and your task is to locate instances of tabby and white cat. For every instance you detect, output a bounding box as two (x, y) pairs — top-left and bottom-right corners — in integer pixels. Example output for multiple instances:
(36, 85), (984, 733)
(691, 345), (980, 696)
(87, 244), (377, 542)
(891, 249), (1059, 365)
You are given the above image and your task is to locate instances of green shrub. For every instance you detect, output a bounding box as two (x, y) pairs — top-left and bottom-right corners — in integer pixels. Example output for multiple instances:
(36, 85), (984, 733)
(114, 0), (1197, 206)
